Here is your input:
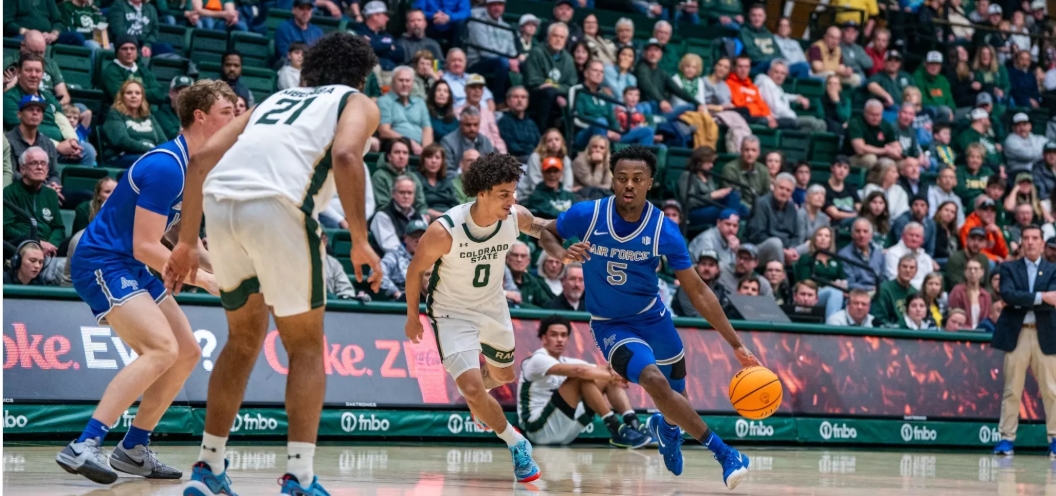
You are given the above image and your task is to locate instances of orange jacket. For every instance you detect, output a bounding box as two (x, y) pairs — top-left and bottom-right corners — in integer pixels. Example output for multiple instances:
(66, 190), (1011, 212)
(726, 74), (771, 118)
(959, 212), (1009, 262)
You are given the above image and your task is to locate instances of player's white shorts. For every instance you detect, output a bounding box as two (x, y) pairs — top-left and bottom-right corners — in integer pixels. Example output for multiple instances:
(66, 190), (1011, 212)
(204, 195), (325, 317)
(524, 398), (590, 446)
(429, 294), (516, 371)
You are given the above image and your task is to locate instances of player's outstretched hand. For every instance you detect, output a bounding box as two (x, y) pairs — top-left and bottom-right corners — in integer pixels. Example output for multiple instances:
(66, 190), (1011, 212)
(405, 317), (425, 344)
(164, 241), (200, 295)
(563, 241), (592, 264)
(351, 243), (383, 293)
(734, 346), (761, 368)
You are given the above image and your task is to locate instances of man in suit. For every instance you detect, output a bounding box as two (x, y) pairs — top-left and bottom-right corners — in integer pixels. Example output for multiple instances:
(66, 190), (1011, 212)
(992, 225), (1056, 457)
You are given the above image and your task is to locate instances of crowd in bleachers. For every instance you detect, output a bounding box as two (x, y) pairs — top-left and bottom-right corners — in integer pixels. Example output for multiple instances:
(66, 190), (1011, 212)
(3, 0), (1056, 331)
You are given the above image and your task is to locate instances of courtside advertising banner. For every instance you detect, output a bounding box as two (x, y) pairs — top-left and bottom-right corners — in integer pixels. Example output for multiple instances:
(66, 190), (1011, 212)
(2, 297), (1043, 420)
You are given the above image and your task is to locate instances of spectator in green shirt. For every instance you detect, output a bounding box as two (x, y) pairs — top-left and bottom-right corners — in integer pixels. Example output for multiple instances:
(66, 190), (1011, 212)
(3, 54), (84, 161)
(955, 107), (1003, 173)
(525, 156), (574, 219)
(102, 79), (167, 167)
(652, 20), (682, 76)
(15, 31), (70, 104)
(872, 253), (918, 326)
(155, 75), (193, 141)
(865, 49), (913, 121)
(504, 241), (554, 308)
(4, 0), (87, 47)
(954, 142), (991, 209)
(845, 99), (901, 170)
(100, 35), (167, 105)
(720, 135), (768, 209)
(524, 22), (577, 131)
(107, 0), (169, 57)
(3, 146), (65, 252)
(573, 60), (655, 149)
(913, 50), (955, 123)
(59, 0), (106, 50)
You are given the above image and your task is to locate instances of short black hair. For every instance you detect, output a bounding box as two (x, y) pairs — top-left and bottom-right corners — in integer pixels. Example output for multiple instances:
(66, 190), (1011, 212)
(538, 314), (573, 339)
(301, 32), (378, 90)
(288, 41), (307, 54)
(384, 137), (411, 157)
(221, 49), (242, 64)
(461, 152), (523, 197)
(1022, 224), (1043, 238)
(622, 85), (639, 96)
(609, 144), (657, 176)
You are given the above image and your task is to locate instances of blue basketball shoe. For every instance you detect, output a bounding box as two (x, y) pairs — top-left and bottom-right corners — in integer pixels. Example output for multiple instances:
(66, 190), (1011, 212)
(646, 413), (683, 476)
(993, 439), (1014, 456)
(183, 460), (236, 496)
(715, 445), (750, 489)
(278, 474), (330, 495)
(510, 439), (541, 482)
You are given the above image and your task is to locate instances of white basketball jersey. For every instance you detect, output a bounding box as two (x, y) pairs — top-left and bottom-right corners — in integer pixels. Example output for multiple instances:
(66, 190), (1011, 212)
(203, 85), (365, 216)
(427, 203), (519, 311)
(518, 348), (589, 419)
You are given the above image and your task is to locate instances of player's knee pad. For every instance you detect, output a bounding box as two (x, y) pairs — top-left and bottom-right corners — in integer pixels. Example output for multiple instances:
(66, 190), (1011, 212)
(442, 350), (479, 380)
(610, 342), (655, 384)
(658, 357), (687, 393)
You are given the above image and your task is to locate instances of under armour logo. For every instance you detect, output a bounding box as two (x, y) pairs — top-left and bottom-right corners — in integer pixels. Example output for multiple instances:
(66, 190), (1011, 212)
(202, 445), (217, 452)
(460, 243), (469, 247)
(288, 454), (301, 459)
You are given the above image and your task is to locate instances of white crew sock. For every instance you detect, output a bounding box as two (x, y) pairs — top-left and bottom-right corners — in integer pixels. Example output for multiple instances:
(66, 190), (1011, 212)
(198, 432), (228, 472)
(495, 423), (526, 447)
(287, 442), (316, 485)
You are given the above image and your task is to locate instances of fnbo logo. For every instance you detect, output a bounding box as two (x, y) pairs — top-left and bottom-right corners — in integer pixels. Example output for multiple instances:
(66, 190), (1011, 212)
(735, 419), (774, 438)
(818, 421), (857, 440)
(447, 414), (490, 434)
(900, 424), (937, 442)
(231, 413), (279, 432)
(340, 412), (390, 432)
(978, 425), (1000, 444)
(3, 410), (27, 428)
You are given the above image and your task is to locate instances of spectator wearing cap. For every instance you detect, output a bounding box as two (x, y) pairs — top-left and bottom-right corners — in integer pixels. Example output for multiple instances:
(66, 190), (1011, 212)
(396, 9), (444, 65)
(99, 35), (166, 105)
(379, 66), (434, 154)
(379, 218), (428, 301)
(371, 175), (429, 255)
(5, 96), (59, 185)
(1005, 113), (1049, 174)
(913, 51), (955, 123)
(538, 0), (583, 51)
(352, 1), (404, 71)
(3, 147), (65, 253)
(960, 195), (1009, 262)
(808, 26), (863, 87)
(866, 49), (914, 122)
(524, 22), (577, 131)
(726, 55), (777, 128)
(1045, 236), (1056, 263)
(440, 106), (495, 172)
(679, 146), (749, 226)
(1004, 172), (1048, 224)
(277, 42), (305, 91)
(892, 195), (937, 253)
(795, 184), (831, 255)
(946, 225), (992, 288)
(839, 218), (887, 292)
(3, 54), (80, 156)
(155, 75), (193, 140)
(844, 99), (901, 170)
(415, 0), (470, 46)
(827, 289), (876, 327)
(956, 108), (1003, 172)
(720, 243), (774, 297)
(189, 0), (246, 32)
(637, 38), (701, 118)
(443, 48), (495, 110)
(1027, 0), (1054, 35)
(674, 249), (732, 318)
(274, 0), (323, 60)
(454, 73), (506, 153)
(688, 208), (742, 268)
(739, 5), (781, 74)
(839, 21), (873, 80)
(465, 0), (517, 104)
(721, 135), (769, 210)
(747, 172), (802, 267)
(497, 86), (540, 163)
(106, 0), (169, 58)
(970, 92), (1006, 141)
(1032, 142), (1056, 199)
(517, 14), (539, 55)
(872, 254), (918, 326)
(754, 59), (828, 132)
(525, 157), (575, 219)
(651, 21), (683, 76)
(572, 60), (656, 149)
(973, 4), (1012, 60)
(505, 241), (554, 308)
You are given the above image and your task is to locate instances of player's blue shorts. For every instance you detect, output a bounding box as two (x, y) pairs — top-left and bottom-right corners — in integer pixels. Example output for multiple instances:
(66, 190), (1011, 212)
(589, 300), (686, 392)
(70, 255), (168, 324)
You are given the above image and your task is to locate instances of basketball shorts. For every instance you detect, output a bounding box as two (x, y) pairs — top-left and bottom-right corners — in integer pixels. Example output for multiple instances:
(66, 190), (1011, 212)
(71, 259), (168, 324)
(589, 301), (686, 392)
(523, 391), (593, 446)
(429, 295), (516, 370)
(204, 195), (325, 318)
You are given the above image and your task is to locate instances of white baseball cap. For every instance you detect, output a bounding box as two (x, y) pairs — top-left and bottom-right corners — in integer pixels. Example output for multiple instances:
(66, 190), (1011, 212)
(925, 51), (943, 63)
(1013, 112), (1030, 124)
(970, 108), (989, 121)
(362, 0), (388, 16)
(1032, 0), (1046, 10)
(519, 13), (540, 26)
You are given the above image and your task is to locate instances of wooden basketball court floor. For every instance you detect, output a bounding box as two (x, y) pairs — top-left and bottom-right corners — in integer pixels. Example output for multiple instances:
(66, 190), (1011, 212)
(4, 443), (1056, 495)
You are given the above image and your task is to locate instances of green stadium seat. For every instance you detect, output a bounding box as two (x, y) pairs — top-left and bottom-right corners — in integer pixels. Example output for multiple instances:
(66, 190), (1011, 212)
(196, 61), (222, 81)
(314, 16), (347, 34)
(68, 88), (107, 131)
(61, 209), (76, 238)
(683, 39), (713, 67)
(795, 78), (824, 99)
(61, 166), (108, 192)
(150, 57), (190, 89)
(158, 25), (192, 56)
(753, 127), (779, 150)
(1029, 107), (1051, 131)
(3, 38), (19, 63)
(230, 32), (273, 68)
(266, 9), (295, 36)
(779, 130), (810, 162)
(241, 66), (277, 103)
(91, 50), (116, 89)
(190, 29), (230, 66)
(808, 133), (840, 165)
(662, 147), (692, 197)
(51, 45), (94, 90)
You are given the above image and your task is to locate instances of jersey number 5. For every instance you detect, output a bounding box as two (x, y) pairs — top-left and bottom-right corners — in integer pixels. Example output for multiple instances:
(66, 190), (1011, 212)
(606, 261), (627, 286)
(256, 97), (317, 125)
(472, 264), (491, 288)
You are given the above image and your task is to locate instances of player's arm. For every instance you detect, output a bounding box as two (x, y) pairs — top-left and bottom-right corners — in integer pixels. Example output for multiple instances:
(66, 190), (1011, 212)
(333, 92), (382, 291)
(539, 211), (591, 264)
(546, 363), (619, 383)
(674, 267), (758, 368)
(514, 204), (549, 238)
(133, 208), (218, 295)
(163, 110), (254, 294)
(404, 221), (453, 343)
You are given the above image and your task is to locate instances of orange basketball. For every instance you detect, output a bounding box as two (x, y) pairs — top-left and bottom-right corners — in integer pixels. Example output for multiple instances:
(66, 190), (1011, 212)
(729, 366), (783, 420)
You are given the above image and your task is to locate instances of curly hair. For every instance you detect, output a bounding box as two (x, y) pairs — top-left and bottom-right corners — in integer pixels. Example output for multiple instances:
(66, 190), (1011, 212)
(301, 32), (378, 90)
(537, 314), (573, 339)
(176, 80), (238, 128)
(462, 152), (523, 197)
(609, 144), (657, 176)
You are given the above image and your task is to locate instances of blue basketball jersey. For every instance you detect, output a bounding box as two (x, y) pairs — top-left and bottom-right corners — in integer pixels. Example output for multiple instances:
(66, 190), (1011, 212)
(556, 197), (693, 320)
(75, 135), (189, 265)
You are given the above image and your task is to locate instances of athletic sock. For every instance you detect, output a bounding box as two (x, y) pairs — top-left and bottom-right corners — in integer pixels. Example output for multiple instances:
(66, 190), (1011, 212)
(622, 411), (640, 430)
(121, 425), (151, 449)
(198, 432), (228, 473)
(287, 442), (315, 485)
(602, 412), (621, 437)
(698, 427), (728, 456)
(495, 423), (526, 447)
(77, 418), (110, 444)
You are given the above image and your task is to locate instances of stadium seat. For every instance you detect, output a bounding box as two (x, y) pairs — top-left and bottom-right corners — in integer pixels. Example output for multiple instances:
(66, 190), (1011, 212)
(794, 78), (824, 100)
(808, 133), (840, 165)
(241, 66), (277, 103)
(150, 57), (190, 90)
(196, 61), (222, 81)
(3, 37), (19, 62)
(190, 29), (230, 66)
(51, 45), (94, 90)
(753, 127), (779, 150)
(158, 25), (192, 56)
(61, 166), (108, 193)
(61, 209), (76, 238)
(230, 32), (273, 68)
(91, 50), (116, 89)
(779, 130), (810, 163)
